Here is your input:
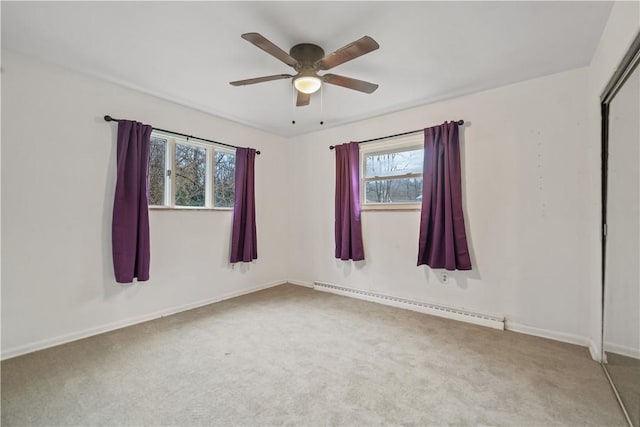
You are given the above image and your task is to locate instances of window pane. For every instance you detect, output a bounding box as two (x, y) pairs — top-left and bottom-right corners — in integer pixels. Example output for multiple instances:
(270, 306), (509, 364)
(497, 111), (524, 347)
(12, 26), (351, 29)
(148, 137), (166, 206)
(365, 148), (423, 178)
(214, 151), (235, 208)
(174, 143), (206, 207)
(365, 178), (423, 203)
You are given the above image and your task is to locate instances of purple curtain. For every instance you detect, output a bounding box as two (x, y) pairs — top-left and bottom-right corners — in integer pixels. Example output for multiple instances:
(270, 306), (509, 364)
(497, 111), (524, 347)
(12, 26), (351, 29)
(335, 142), (365, 261)
(112, 120), (152, 283)
(417, 122), (472, 270)
(230, 147), (257, 263)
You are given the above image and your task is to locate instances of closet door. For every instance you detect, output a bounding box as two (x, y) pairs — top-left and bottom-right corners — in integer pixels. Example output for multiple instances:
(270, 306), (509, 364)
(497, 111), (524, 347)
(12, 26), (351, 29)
(603, 50), (640, 426)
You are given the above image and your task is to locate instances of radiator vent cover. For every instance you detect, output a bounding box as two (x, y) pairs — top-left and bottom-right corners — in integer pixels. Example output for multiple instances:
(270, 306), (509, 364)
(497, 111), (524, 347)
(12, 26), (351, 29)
(313, 281), (504, 330)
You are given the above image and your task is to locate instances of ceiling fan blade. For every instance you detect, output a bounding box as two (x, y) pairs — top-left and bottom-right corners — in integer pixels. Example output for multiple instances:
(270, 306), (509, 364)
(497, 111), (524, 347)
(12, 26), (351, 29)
(241, 33), (299, 68)
(316, 36), (379, 70)
(296, 91), (310, 107)
(323, 74), (379, 94)
(230, 74), (293, 86)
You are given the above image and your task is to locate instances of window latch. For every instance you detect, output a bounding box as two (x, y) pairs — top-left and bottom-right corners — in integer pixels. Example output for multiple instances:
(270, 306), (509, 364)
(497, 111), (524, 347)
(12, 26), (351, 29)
(167, 169), (172, 177)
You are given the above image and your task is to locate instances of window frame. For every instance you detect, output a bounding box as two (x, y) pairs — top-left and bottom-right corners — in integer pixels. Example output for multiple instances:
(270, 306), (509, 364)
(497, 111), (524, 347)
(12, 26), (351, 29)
(149, 130), (236, 211)
(360, 133), (424, 211)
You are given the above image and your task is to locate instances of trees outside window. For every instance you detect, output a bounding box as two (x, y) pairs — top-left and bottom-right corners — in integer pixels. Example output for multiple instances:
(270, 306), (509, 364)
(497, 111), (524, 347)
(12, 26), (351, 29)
(214, 151), (235, 208)
(149, 137), (167, 206)
(362, 137), (423, 209)
(175, 143), (206, 207)
(148, 131), (235, 209)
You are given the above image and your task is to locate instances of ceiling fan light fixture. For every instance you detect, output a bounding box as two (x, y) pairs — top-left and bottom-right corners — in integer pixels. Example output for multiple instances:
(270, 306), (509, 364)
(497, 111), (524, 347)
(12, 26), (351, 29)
(294, 76), (322, 94)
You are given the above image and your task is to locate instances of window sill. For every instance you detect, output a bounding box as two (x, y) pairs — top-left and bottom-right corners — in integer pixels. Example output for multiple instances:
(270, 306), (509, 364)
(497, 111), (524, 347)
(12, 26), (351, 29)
(362, 203), (421, 211)
(150, 206), (233, 211)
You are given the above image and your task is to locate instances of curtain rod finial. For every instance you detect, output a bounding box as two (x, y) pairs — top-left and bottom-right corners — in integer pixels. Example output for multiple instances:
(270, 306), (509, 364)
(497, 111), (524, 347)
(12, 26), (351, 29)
(104, 115), (113, 122)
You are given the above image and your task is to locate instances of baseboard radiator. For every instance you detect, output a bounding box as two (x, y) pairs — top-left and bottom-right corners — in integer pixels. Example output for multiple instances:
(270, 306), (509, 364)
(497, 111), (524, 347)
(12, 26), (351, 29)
(313, 281), (504, 330)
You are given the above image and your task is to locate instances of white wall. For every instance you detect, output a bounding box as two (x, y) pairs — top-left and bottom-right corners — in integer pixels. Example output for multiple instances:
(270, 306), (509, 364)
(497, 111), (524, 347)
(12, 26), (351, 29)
(288, 67), (593, 344)
(1, 50), (290, 358)
(586, 1), (640, 361)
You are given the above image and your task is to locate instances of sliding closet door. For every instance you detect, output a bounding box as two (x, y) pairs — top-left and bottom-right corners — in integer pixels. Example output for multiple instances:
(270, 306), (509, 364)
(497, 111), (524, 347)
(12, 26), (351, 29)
(603, 58), (640, 426)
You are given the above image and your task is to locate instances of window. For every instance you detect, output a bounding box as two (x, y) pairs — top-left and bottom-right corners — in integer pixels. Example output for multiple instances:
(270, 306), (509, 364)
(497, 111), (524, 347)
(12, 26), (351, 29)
(361, 134), (423, 210)
(148, 131), (235, 209)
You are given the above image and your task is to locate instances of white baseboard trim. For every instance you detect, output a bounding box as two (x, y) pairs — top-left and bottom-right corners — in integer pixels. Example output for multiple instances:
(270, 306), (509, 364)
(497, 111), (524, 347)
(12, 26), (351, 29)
(589, 340), (602, 362)
(604, 341), (640, 360)
(505, 321), (593, 351)
(1, 280), (287, 361)
(312, 281), (505, 330)
(287, 279), (314, 288)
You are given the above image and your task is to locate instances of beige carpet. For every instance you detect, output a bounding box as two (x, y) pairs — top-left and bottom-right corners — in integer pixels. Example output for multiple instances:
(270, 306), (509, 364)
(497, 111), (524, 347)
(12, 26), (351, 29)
(1, 284), (627, 426)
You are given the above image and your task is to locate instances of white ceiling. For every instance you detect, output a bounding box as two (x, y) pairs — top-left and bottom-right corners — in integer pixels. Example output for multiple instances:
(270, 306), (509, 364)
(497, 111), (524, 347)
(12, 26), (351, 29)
(2, 1), (612, 137)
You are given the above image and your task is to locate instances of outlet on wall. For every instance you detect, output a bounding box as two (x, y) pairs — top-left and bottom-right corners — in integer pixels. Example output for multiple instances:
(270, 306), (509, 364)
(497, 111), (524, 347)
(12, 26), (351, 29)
(441, 273), (448, 283)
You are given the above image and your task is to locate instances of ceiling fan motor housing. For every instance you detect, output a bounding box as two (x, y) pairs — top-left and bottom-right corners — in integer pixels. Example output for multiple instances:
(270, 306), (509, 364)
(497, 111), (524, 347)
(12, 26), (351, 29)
(289, 43), (325, 71)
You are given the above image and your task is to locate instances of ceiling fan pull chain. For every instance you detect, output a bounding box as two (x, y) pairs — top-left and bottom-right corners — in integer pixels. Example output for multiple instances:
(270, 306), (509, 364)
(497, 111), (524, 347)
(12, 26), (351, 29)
(291, 84), (296, 125)
(320, 85), (324, 125)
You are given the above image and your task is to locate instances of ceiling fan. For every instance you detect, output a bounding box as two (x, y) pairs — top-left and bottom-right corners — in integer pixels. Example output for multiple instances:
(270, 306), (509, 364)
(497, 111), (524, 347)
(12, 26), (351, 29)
(230, 33), (380, 106)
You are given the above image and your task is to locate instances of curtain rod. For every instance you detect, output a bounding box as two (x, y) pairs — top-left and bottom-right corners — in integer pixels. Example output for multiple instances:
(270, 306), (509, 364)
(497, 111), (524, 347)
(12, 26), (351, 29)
(104, 115), (261, 155)
(328, 120), (464, 150)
